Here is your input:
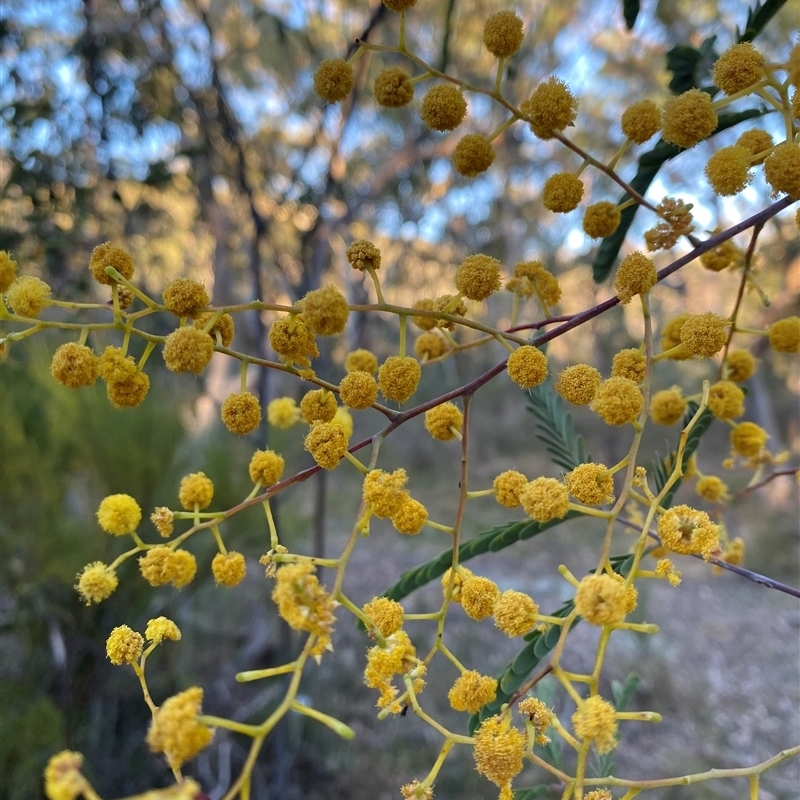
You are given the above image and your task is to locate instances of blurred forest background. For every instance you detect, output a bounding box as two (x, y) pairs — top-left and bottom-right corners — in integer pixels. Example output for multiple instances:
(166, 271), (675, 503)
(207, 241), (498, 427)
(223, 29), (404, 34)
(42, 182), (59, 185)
(0, 0), (798, 798)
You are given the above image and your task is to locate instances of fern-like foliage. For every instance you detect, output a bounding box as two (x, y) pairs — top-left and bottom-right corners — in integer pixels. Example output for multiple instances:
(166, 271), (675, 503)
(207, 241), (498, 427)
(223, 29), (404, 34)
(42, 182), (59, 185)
(526, 381), (589, 471)
(738, 0), (787, 42)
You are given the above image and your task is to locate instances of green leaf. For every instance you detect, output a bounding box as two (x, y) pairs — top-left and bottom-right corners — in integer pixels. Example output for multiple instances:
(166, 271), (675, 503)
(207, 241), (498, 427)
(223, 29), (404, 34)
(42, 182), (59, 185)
(650, 402), (714, 505)
(591, 107), (769, 283)
(738, 0), (788, 42)
(612, 671), (640, 711)
(526, 381), (589, 472)
(622, 0), (640, 30)
(666, 36), (718, 93)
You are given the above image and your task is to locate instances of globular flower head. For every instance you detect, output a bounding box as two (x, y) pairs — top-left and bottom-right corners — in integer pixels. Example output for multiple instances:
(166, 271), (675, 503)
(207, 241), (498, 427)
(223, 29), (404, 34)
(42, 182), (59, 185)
(493, 469), (528, 508)
(147, 687), (213, 770)
(518, 696), (552, 745)
(267, 396), (301, 428)
(696, 475), (728, 503)
(345, 348), (378, 373)
(163, 327), (215, 375)
(89, 242), (134, 285)
(657, 504), (721, 557)
(332, 406), (353, 438)
(391, 496), (428, 535)
(555, 364), (601, 405)
(700, 238), (741, 272)
(106, 371), (150, 409)
(506, 345), (548, 389)
(520, 477), (569, 523)
(441, 565), (473, 605)
(106, 624), (144, 665)
(339, 370), (378, 410)
(378, 356), (421, 403)
(139, 546), (176, 586)
(76, 562), (119, 605)
(433, 293), (467, 330)
(179, 472), (214, 510)
(0, 250), (19, 292)
(424, 402), (463, 441)
(300, 285), (349, 336)
(162, 278), (209, 318)
(705, 145), (753, 196)
(455, 254), (502, 301)
(420, 84), (467, 132)
(660, 313), (693, 359)
(679, 312), (729, 358)
(661, 88), (718, 148)
(304, 420), (349, 470)
(98, 345), (136, 383)
(583, 201), (621, 239)
(346, 239), (382, 271)
(591, 377), (643, 426)
(735, 128), (773, 164)
(51, 343), (100, 389)
(512, 260), (561, 306)
(763, 143), (800, 197)
(300, 388), (338, 424)
(411, 298), (438, 330)
(363, 596), (405, 638)
(572, 695), (618, 754)
(363, 468), (409, 518)
(621, 99), (661, 143)
(483, 11), (524, 58)
(730, 421), (769, 458)
(44, 750), (85, 800)
(542, 173), (584, 213)
(460, 575), (500, 621)
(725, 348), (756, 382)
(493, 589), (539, 636)
(193, 311), (235, 347)
(269, 315), (319, 367)
(97, 494), (142, 536)
(712, 42), (764, 95)
(364, 629), (418, 709)
(170, 550), (198, 588)
(313, 58), (354, 103)
(414, 331), (449, 361)
(452, 134), (495, 177)
(565, 463), (614, 505)
(448, 670), (498, 713)
(611, 348), (646, 383)
(473, 714), (526, 788)
(650, 387), (687, 426)
(5, 275), (51, 318)
(221, 391), (261, 435)
(401, 781), (433, 800)
(768, 316), (800, 353)
(521, 77), (578, 139)
(614, 251), (657, 304)
(249, 449), (285, 486)
(574, 573), (633, 625)
(212, 551), (246, 587)
(145, 617), (181, 644)
(373, 66), (414, 108)
(708, 380), (745, 420)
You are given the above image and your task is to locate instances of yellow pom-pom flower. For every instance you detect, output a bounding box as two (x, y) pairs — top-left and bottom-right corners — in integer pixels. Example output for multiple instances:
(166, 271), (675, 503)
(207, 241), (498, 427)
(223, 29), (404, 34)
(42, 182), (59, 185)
(493, 469), (528, 508)
(473, 714), (526, 788)
(51, 343), (100, 388)
(145, 617), (181, 644)
(221, 391), (261, 435)
(332, 405), (353, 438)
(89, 242), (134, 285)
(572, 695), (618, 754)
(313, 58), (354, 103)
(339, 370), (378, 409)
(249, 448), (285, 486)
(44, 750), (85, 800)
(193, 311), (234, 347)
(494, 589), (538, 636)
(542, 173), (584, 213)
(300, 285), (350, 336)
(520, 477), (569, 523)
(420, 84), (467, 131)
(614, 251), (657, 304)
(712, 42), (764, 95)
(391, 496), (428, 535)
(455, 254), (502, 301)
(574, 573), (632, 625)
(5, 275), (51, 318)
(768, 316), (800, 353)
(621, 99), (660, 143)
(0, 250), (19, 292)
(363, 468), (409, 518)
(269, 316), (319, 368)
(346, 239), (382, 271)
(363, 596), (405, 637)
(611, 348), (646, 383)
(460, 576), (500, 621)
(705, 145), (753, 196)
(583, 201), (621, 238)
(414, 331), (449, 361)
(163, 327), (215, 375)
(565, 463), (614, 505)
(179, 472), (214, 510)
(76, 562), (119, 605)
(680, 312), (729, 358)
(521, 77), (578, 139)
(97, 494), (142, 536)
(763, 142), (800, 197)
(448, 670), (498, 713)
(452, 134), (495, 177)
(591, 377), (643, 426)
(696, 475), (728, 503)
(661, 88), (718, 148)
(267, 396), (301, 428)
(555, 364), (601, 405)
(212, 551), (246, 587)
(708, 380), (744, 419)
(483, 11), (524, 58)
(162, 278), (209, 317)
(725, 348), (756, 382)
(150, 507), (174, 538)
(146, 687), (213, 770)
(106, 371), (150, 409)
(506, 345), (548, 388)
(657, 504), (720, 558)
(650, 387), (687, 426)
(106, 624), (144, 666)
(441, 566), (473, 605)
(300, 388), (338, 423)
(660, 313), (692, 359)
(304, 420), (349, 470)
(730, 421), (769, 458)
(378, 356), (421, 403)
(411, 298), (437, 330)
(345, 348), (378, 373)
(373, 66), (414, 108)
(424, 402), (463, 441)
(735, 128), (773, 164)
